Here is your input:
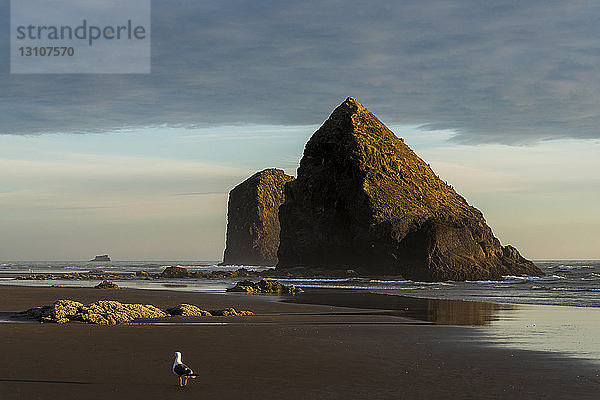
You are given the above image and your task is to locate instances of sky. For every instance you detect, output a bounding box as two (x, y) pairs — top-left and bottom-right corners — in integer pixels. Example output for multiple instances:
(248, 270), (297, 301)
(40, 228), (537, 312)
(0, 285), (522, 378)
(1, 1), (599, 260)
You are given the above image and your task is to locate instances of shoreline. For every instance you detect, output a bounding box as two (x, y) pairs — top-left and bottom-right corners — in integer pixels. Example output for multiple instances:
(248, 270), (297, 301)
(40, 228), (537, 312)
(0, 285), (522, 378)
(2, 273), (600, 309)
(1, 285), (599, 399)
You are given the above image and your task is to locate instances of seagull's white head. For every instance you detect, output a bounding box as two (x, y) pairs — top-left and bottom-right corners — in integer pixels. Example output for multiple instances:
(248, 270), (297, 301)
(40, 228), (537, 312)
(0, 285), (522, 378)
(174, 351), (182, 363)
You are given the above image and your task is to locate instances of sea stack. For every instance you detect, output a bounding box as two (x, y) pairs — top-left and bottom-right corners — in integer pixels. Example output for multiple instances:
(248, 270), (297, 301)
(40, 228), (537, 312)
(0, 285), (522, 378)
(223, 169), (294, 266)
(90, 255), (110, 262)
(277, 97), (543, 281)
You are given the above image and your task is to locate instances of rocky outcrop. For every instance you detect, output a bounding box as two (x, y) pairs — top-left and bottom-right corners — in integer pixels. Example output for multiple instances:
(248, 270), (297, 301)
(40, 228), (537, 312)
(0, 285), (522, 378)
(15, 267), (260, 281)
(223, 169), (294, 266)
(208, 308), (254, 316)
(166, 304), (254, 317)
(227, 279), (304, 295)
(277, 97), (543, 281)
(166, 304), (212, 316)
(90, 255), (110, 262)
(20, 300), (167, 324)
(20, 300), (255, 324)
(161, 266), (190, 278)
(95, 280), (119, 289)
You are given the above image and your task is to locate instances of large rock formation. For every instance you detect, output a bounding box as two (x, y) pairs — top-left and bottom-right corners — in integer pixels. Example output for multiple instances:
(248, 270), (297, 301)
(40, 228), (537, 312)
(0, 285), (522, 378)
(277, 97), (543, 281)
(223, 169), (294, 266)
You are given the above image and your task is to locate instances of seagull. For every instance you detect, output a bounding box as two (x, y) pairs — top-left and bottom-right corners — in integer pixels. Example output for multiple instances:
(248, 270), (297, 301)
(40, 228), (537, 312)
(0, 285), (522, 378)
(172, 351), (197, 387)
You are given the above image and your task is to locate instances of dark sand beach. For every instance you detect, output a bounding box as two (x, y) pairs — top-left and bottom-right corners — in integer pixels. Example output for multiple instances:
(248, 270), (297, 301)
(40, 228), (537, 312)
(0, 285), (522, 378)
(1, 285), (599, 399)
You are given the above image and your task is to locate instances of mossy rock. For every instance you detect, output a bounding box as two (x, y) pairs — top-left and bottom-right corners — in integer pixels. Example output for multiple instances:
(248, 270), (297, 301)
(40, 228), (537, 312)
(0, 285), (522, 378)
(20, 299), (167, 325)
(95, 280), (119, 289)
(223, 169), (294, 266)
(277, 97), (543, 281)
(166, 304), (212, 316)
(227, 279), (303, 295)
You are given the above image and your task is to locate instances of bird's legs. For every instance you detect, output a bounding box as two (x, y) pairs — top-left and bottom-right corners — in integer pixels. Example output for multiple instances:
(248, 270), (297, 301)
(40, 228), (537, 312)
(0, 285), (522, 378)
(184, 376), (189, 386)
(178, 377), (182, 386)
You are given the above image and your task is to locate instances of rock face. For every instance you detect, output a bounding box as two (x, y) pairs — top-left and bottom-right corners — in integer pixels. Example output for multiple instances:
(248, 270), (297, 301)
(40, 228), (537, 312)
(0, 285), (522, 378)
(223, 169), (294, 266)
(277, 97), (543, 281)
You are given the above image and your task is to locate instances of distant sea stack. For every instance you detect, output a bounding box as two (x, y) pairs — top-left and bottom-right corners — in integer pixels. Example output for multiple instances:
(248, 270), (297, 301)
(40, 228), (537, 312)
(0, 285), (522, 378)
(223, 169), (294, 266)
(277, 97), (543, 281)
(90, 255), (110, 262)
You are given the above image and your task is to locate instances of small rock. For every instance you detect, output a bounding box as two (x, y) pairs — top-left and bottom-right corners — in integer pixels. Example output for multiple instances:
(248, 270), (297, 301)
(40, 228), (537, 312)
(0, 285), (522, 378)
(209, 307), (254, 316)
(227, 279), (303, 295)
(95, 280), (119, 289)
(160, 266), (190, 278)
(166, 304), (212, 316)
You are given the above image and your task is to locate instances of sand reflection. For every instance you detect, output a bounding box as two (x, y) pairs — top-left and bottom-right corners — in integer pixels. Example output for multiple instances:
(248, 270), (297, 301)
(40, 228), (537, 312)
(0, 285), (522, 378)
(287, 289), (513, 326)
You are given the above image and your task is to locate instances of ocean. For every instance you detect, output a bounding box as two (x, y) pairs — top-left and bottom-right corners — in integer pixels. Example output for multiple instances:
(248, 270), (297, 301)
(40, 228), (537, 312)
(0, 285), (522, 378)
(1, 259), (598, 307)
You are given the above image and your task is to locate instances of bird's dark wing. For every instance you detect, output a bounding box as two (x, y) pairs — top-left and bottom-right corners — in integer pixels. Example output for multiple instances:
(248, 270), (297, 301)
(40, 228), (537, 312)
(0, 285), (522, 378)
(174, 363), (193, 376)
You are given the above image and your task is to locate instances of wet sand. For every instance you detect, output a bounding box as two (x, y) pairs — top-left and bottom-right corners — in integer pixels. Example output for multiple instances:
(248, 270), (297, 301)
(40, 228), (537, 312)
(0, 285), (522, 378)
(0, 285), (599, 399)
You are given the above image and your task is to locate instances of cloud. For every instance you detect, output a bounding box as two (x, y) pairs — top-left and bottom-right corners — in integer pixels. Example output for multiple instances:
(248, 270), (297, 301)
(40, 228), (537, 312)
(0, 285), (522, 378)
(2, 1), (600, 143)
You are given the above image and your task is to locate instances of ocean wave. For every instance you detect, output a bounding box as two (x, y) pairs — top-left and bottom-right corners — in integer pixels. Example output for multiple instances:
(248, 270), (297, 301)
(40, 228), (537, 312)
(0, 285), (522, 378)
(295, 284), (426, 290)
(549, 287), (600, 292)
(580, 273), (600, 281)
(369, 280), (413, 284)
(217, 264), (275, 269)
(269, 278), (355, 283)
(550, 287), (578, 292)
(503, 275), (566, 282)
(556, 265), (594, 271)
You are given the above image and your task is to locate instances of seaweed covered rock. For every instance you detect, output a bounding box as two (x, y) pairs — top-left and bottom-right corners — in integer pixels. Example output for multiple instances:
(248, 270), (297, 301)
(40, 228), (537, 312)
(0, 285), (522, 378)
(161, 266), (190, 278)
(95, 280), (119, 289)
(166, 304), (253, 316)
(227, 279), (304, 295)
(19, 300), (255, 324)
(20, 300), (167, 324)
(277, 97), (543, 281)
(166, 304), (212, 316)
(20, 300), (84, 324)
(76, 301), (167, 324)
(208, 307), (254, 316)
(223, 169), (294, 266)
